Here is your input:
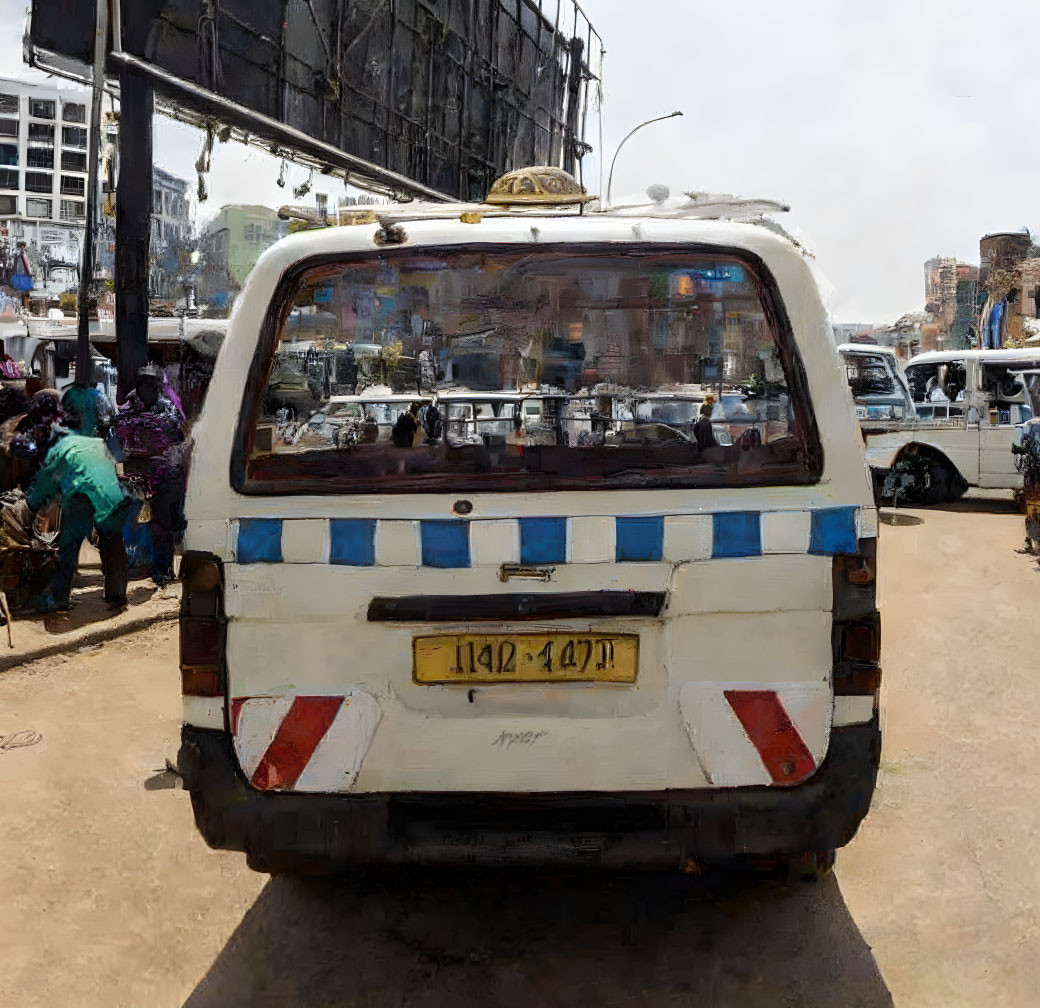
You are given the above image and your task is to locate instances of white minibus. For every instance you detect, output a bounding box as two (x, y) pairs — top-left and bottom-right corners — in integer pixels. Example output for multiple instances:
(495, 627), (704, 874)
(177, 172), (881, 875)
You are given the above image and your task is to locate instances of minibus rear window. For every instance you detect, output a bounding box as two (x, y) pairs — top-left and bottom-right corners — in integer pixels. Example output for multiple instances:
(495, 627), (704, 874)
(841, 353), (899, 397)
(236, 245), (821, 494)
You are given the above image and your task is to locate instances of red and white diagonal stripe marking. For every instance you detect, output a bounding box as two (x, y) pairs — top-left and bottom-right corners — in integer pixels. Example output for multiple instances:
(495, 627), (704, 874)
(232, 692), (382, 793)
(723, 689), (817, 786)
(678, 682), (831, 787)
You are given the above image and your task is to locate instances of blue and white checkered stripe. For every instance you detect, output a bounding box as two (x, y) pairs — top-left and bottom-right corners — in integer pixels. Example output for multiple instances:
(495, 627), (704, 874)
(233, 507), (878, 567)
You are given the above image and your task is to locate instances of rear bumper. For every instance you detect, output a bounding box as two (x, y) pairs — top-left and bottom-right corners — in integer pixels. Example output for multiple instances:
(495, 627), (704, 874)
(178, 717), (881, 871)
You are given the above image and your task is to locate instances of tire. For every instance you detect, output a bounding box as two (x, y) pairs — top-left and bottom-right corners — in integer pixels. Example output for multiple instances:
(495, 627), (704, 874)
(921, 459), (967, 505)
(883, 449), (965, 506)
(870, 468), (888, 504)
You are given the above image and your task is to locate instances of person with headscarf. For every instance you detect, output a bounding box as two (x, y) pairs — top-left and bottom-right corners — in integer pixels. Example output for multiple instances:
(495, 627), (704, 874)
(61, 383), (116, 440)
(391, 402), (422, 447)
(115, 365), (187, 587)
(693, 399), (718, 451)
(2, 389), (63, 491)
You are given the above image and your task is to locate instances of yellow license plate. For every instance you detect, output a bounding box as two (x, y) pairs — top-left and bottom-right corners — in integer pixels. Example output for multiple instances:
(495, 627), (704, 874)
(413, 633), (639, 684)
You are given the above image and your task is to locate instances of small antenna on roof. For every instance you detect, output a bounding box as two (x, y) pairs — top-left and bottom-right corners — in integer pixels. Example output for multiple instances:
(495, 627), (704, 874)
(606, 111), (683, 208)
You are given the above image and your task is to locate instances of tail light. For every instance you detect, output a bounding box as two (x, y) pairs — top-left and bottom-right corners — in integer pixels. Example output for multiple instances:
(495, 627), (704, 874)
(831, 539), (881, 696)
(180, 551), (226, 697)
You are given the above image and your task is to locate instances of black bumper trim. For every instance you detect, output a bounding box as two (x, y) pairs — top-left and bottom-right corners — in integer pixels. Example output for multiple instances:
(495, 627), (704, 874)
(178, 717), (881, 871)
(367, 591), (666, 623)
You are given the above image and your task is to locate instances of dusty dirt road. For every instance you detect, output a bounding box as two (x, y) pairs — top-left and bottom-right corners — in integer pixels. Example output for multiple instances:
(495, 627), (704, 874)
(1, 495), (1037, 1007)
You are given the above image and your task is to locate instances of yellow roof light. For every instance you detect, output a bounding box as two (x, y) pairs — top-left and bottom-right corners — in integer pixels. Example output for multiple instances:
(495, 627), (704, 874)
(485, 166), (595, 207)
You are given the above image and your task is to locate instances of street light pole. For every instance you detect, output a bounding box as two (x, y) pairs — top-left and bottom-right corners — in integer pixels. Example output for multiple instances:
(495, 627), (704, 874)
(605, 110), (683, 208)
(76, 0), (109, 385)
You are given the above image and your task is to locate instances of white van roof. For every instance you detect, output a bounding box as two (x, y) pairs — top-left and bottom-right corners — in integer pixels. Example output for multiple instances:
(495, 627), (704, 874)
(249, 212), (808, 279)
(906, 348), (1040, 366)
(837, 343), (898, 356)
(435, 390), (524, 401)
(329, 393), (432, 404)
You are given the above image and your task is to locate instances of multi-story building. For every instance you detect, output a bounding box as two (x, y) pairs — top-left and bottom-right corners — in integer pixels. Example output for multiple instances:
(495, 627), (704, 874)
(197, 205), (288, 309)
(0, 76), (90, 299)
(920, 256), (979, 351)
(977, 230), (1035, 349)
(978, 229), (1032, 289)
(952, 263), (980, 350)
(150, 166), (191, 299)
(832, 323), (877, 344)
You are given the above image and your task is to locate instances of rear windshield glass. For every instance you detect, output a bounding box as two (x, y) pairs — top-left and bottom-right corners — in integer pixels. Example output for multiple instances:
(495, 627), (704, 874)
(238, 246), (820, 494)
(840, 352), (899, 398)
(905, 360), (967, 403)
(1024, 374), (1040, 415)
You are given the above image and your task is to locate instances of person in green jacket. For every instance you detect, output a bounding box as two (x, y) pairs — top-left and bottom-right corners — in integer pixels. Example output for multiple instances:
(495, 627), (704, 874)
(27, 428), (130, 613)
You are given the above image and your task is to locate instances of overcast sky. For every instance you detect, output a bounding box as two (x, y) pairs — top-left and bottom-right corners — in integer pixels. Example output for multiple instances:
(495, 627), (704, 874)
(5, 0), (1040, 323)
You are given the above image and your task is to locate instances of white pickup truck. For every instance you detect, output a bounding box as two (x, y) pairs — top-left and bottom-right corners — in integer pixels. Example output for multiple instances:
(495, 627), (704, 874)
(839, 345), (1040, 504)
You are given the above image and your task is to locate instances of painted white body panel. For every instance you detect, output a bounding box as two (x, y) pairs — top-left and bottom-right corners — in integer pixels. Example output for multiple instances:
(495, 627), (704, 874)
(184, 215), (875, 794)
(979, 425), (1022, 485)
(861, 430), (911, 471)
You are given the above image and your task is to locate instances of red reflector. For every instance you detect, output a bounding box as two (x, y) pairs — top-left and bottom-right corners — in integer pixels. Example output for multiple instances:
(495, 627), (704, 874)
(181, 667), (221, 696)
(843, 624), (880, 663)
(834, 665), (882, 695)
(180, 617), (222, 667)
(835, 552), (875, 585)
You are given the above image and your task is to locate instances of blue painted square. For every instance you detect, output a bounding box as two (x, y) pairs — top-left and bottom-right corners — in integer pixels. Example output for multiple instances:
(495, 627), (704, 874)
(520, 518), (567, 564)
(330, 519), (376, 566)
(810, 507), (858, 555)
(712, 512), (762, 558)
(615, 516), (664, 562)
(421, 520), (470, 568)
(237, 518), (283, 564)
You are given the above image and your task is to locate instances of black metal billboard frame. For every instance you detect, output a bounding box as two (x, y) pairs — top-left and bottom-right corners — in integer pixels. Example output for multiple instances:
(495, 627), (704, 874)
(30, 0), (604, 204)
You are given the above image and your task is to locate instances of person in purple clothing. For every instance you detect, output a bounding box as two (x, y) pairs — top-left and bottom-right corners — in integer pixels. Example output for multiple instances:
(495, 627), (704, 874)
(115, 365), (187, 586)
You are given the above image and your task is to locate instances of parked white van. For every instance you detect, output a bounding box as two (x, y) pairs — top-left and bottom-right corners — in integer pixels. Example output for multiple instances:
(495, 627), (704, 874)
(177, 171), (881, 874)
(850, 348), (1040, 503)
(837, 344), (914, 428)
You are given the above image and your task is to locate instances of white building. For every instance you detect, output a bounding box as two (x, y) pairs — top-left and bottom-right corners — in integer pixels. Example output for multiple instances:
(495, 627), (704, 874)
(832, 323), (877, 344)
(0, 76), (89, 298)
(150, 165), (191, 299)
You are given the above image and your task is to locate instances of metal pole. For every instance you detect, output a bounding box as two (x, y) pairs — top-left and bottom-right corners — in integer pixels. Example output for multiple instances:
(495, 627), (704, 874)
(605, 110), (682, 208)
(563, 35), (585, 178)
(115, 67), (153, 402)
(76, 0), (109, 385)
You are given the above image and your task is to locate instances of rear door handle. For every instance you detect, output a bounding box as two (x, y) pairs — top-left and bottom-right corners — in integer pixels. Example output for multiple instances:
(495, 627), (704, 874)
(498, 564), (555, 583)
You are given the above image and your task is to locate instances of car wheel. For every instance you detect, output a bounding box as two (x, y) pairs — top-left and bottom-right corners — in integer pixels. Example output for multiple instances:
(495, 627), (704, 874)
(885, 450), (964, 506)
(870, 468), (888, 503)
(921, 459), (967, 505)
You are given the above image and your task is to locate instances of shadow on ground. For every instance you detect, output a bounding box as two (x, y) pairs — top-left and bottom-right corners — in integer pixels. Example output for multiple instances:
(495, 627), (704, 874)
(879, 512), (925, 527)
(880, 493), (1020, 520)
(184, 868), (892, 1007)
(34, 583), (157, 634)
(930, 499), (1019, 515)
